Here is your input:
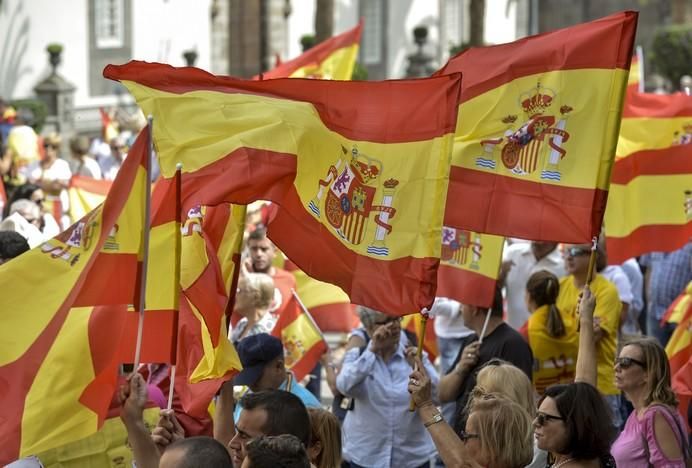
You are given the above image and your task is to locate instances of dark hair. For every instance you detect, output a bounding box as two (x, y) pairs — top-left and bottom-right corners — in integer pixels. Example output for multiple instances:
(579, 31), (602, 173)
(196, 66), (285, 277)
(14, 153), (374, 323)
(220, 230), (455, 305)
(245, 435), (310, 468)
(5, 183), (41, 217)
(540, 382), (616, 461)
(248, 224), (268, 242)
(240, 390), (311, 446)
(0, 231), (30, 261)
(166, 436), (233, 467)
(526, 270), (565, 337)
(69, 135), (90, 156)
(489, 285), (503, 318)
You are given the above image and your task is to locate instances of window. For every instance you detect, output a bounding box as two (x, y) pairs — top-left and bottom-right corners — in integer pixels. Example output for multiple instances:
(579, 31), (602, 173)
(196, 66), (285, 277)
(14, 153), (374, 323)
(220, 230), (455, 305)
(95, 0), (125, 49)
(361, 0), (383, 64)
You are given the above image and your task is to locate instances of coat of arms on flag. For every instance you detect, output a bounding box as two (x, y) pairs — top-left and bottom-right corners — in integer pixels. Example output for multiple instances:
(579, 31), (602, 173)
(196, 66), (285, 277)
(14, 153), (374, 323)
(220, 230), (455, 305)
(308, 145), (398, 257)
(475, 83), (572, 182)
(441, 227), (482, 271)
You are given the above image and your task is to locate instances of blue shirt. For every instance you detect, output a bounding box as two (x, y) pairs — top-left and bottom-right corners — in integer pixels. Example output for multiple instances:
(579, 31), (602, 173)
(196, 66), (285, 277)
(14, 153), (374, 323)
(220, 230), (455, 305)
(640, 243), (692, 320)
(233, 374), (320, 422)
(336, 330), (438, 468)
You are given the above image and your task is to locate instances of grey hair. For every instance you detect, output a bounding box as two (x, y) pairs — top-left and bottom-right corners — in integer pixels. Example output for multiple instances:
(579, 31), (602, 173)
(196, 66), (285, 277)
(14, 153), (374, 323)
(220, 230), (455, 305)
(356, 306), (389, 329)
(9, 199), (40, 218)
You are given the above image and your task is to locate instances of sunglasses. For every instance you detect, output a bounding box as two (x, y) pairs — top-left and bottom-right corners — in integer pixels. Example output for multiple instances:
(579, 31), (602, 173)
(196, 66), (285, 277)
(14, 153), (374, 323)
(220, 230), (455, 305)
(459, 430), (480, 443)
(615, 356), (646, 369)
(535, 412), (565, 426)
(373, 316), (402, 326)
(43, 144), (59, 150)
(565, 247), (590, 257)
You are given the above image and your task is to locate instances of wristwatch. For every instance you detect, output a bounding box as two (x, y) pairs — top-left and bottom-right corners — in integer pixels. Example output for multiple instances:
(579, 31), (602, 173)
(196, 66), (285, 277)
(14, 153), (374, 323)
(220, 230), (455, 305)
(424, 412), (444, 428)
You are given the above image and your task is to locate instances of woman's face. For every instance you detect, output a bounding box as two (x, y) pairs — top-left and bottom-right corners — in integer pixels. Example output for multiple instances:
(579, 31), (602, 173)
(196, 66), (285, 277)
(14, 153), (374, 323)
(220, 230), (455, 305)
(534, 396), (569, 454)
(44, 142), (58, 161)
(615, 344), (648, 393)
(463, 412), (487, 467)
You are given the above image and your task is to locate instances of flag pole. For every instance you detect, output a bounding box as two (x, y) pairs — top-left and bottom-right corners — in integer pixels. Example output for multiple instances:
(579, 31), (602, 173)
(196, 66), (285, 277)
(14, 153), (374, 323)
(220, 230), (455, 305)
(584, 236), (599, 286)
(132, 116), (154, 370)
(167, 162), (183, 410)
(478, 309), (492, 344)
(409, 310), (429, 411)
(222, 205), (248, 332)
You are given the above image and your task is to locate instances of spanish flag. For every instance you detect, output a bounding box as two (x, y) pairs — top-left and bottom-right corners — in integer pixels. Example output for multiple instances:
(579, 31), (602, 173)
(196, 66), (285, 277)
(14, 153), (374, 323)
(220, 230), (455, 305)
(104, 61), (462, 314)
(661, 281), (692, 326)
(0, 131), (175, 464)
(271, 290), (328, 381)
(262, 21), (362, 80)
(401, 313), (438, 361)
(437, 228), (504, 308)
(604, 90), (692, 264)
(627, 46), (644, 93)
(437, 11), (637, 243)
(99, 107), (119, 143)
(68, 176), (112, 223)
(665, 303), (692, 387)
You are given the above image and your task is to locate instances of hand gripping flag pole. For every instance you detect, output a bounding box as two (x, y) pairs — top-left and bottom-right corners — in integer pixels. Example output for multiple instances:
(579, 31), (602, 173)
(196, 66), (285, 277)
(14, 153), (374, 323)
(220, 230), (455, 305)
(409, 310), (430, 411)
(132, 116), (154, 370)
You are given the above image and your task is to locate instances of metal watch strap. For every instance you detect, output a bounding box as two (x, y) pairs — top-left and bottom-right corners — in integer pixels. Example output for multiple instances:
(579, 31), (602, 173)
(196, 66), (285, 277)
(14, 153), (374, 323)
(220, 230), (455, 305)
(424, 412), (443, 427)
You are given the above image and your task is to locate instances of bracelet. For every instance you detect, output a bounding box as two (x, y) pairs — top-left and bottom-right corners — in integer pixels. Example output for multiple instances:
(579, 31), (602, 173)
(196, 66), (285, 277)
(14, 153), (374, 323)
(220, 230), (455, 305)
(424, 412), (444, 428)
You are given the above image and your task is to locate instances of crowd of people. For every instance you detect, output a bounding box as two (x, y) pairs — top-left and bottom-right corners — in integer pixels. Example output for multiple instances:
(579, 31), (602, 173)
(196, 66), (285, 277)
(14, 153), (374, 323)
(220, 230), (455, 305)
(1, 103), (691, 467)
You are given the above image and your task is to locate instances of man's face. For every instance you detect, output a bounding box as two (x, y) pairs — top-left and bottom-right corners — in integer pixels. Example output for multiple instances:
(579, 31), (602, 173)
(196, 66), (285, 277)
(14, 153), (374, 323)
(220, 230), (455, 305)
(563, 244), (591, 275)
(228, 407), (268, 468)
(251, 357), (285, 392)
(248, 237), (275, 273)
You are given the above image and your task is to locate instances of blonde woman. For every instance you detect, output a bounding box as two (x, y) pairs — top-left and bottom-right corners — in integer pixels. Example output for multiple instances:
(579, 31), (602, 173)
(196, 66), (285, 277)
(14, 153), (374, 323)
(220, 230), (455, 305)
(307, 408), (342, 468)
(611, 337), (688, 466)
(231, 273), (277, 343)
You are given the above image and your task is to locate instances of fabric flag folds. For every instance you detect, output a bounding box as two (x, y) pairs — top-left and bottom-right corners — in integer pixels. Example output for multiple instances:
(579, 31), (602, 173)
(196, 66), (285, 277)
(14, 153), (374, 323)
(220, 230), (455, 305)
(437, 228), (504, 308)
(261, 21), (362, 80)
(68, 176), (112, 223)
(271, 291), (328, 381)
(437, 11), (637, 243)
(104, 61), (462, 314)
(0, 131), (175, 464)
(604, 91), (692, 264)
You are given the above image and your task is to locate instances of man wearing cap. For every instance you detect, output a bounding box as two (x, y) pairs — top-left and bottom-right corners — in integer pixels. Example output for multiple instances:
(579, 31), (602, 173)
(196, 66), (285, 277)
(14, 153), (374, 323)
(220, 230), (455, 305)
(337, 306), (438, 468)
(232, 333), (319, 422)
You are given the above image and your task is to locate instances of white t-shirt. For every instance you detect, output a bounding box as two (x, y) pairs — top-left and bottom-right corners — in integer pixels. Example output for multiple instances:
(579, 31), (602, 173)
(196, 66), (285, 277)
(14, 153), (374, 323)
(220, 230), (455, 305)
(503, 243), (566, 329)
(24, 158), (72, 225)
(75, 157), (102, 179)
(98, 153), (126, 181)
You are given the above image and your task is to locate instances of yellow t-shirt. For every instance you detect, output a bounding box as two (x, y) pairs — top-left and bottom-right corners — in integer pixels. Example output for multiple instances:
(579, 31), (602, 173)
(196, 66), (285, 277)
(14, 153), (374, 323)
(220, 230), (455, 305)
(528, 304), (579, 395)
(557, 274), (621, 395)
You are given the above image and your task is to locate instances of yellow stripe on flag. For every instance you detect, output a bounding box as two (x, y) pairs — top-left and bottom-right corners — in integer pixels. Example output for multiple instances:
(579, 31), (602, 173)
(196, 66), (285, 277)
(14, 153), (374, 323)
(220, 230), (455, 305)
(616, 116), (691, 158)
(289, 44), (359, 80)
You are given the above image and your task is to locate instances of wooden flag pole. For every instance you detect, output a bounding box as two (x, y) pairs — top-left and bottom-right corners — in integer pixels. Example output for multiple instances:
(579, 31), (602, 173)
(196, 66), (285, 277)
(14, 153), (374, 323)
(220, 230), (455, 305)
(167, 162), (183, 410)
(478, 309), (492, 345)
(133, 116), (154, 370)
(409, 310), (429, 411)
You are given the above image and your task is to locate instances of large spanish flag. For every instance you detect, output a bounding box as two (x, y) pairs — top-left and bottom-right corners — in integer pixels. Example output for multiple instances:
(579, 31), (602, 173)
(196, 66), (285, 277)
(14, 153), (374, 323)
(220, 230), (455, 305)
(261, 21), (362, 80)
(604, 90), (692, 264)
(437, 228), (504, 308)
(0, 131), (174, 464)
(271, 291), (328, 381)
(104, 61), (462, 314)
(68, 176), (112, 223)
(437, 11), (637, 243)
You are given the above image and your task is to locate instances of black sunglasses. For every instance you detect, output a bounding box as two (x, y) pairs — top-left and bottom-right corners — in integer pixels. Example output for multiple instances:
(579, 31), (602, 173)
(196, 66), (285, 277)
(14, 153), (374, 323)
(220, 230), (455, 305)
(615, 356), (646, 369)
(535, 412), (565, 426)
(565, 247), (590, 257)
(459, 430), (480, 443)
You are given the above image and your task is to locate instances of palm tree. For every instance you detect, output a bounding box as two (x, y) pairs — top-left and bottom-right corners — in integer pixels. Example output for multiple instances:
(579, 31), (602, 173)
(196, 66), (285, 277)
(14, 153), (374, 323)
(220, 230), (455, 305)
(315, 0), (334, 44)
(469, 0), (485, 46)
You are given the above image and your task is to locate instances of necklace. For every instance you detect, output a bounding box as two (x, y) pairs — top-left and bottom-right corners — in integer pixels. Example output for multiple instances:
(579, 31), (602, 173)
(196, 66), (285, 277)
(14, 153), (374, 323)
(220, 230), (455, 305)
(552, 458), (574, 468)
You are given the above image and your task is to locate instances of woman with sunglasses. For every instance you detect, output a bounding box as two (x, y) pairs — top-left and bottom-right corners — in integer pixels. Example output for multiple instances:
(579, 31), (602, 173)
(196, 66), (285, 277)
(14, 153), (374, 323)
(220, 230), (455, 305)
(610, 337), (688, 466)
(534, 287), (617, 468)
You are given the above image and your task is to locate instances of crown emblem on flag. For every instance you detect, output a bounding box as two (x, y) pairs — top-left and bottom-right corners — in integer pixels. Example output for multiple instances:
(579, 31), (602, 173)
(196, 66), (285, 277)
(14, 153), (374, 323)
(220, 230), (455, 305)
(519, 83), (556, 117)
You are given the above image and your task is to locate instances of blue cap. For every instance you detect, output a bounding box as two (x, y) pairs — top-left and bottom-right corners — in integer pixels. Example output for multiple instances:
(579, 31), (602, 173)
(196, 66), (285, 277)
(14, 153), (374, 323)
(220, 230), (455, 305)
(234, 333), (284, 386)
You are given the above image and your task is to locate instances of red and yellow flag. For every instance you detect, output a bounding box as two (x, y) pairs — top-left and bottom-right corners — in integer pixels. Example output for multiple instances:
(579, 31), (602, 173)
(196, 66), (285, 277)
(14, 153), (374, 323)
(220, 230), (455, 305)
(271, 291), (328, 381)
(401, 313), (438, 361)
(0, 131), (175, 464)
(68, 175), (112, 223)
(604, 90), (692, 264)
(99, 107), (119, 143)
(666, 303), (692, 385)
(437, 228), (504, 308)
(661, 281), (692, 326)
(437, 11), (637, 243)
(261, 21), (362, 80)
(627, 46), (644, 93)
(104, 61), (463, 314)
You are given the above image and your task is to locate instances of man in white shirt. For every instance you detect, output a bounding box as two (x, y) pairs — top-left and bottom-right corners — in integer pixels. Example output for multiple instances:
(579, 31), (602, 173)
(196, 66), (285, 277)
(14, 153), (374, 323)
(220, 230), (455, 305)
(501, 241), (566, 330)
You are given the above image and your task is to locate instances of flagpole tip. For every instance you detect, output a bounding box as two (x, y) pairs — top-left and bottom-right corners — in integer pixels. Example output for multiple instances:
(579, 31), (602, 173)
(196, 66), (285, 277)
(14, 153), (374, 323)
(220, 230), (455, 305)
(176, 162), (183, 171)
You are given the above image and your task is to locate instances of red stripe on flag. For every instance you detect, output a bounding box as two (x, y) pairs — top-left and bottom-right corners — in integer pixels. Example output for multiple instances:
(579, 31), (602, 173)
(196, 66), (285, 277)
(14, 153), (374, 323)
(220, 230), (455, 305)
(436, 11), (637, 103)
(622, 90), (692, 118)
(72, 253), (139, 306)
(69, 176), (113, 195)
(115, 309), (177, 364)
(611, 146), (692, 184)
(445, 166), (608, 243)
(436, 263), (497, 308)
(309, 303), (358, 333)
(290, 340), (328, 382)
(103, 62), (462, 144)
(606, 222), (692, 265)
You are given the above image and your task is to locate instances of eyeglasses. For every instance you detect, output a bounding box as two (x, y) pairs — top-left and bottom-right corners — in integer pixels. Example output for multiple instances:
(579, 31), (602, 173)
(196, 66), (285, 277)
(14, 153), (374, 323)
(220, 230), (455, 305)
(43, 144), (59, 150)
(459, 430), (480, 443)
(33, 198), (44, 205)
(535, 412), (565, 426)
(373, 316), (402, 326)
(615, 356), (646, 369)
(565, 247), (590, 257)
